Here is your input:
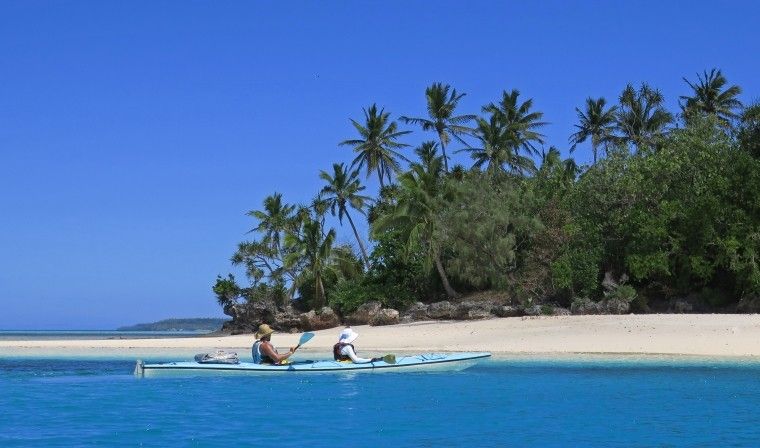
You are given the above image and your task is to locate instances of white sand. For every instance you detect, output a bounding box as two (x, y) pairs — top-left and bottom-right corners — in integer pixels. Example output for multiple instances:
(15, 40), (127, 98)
(2, 314), (760, 359)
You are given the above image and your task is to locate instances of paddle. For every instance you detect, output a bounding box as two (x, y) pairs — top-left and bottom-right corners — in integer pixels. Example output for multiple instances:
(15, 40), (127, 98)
(292, 332), (314, 352)
(381, 354), (396, 364)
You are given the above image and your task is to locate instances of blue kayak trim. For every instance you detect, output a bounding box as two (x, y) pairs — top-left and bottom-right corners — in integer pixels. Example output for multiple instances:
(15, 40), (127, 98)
(137, 352), (491, 375)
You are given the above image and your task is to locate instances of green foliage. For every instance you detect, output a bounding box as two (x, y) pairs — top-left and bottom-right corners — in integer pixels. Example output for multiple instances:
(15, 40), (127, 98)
(340, 104), (411, 188)
(212, 274), (242, 307)
(570, 97), (618, 163)
(243, 282), (288, 307)
(400, 82), (476, 172)
(616, 83), (673, 151)
(606, 284), (637, 304)
(319, 162), (372, 268)
(216, 71), (760, 316)
(680, 68), (742, 128)
(368, 187), (439, 301)
(739, 102), (760, 158)
(550, 245), (602, 298)
(440, 172), (541, 290)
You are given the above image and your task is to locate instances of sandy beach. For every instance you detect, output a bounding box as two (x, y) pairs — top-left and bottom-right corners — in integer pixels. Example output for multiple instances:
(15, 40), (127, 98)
(2, 314), (760, 359)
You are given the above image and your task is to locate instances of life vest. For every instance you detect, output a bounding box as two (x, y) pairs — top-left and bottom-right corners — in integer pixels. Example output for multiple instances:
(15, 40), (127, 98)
(252, 340), (275, 364)
(333, 342), (356, 361)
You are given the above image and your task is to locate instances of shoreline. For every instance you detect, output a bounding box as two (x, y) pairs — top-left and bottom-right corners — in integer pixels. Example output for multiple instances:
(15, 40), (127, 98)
(2, 314), (759, 360)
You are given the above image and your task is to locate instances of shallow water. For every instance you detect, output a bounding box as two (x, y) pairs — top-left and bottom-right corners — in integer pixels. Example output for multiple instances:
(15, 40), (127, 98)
(1, 357), (759, 447)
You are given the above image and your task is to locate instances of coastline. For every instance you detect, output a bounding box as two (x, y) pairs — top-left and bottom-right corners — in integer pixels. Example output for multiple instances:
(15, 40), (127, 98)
(2, 314), (759, 360)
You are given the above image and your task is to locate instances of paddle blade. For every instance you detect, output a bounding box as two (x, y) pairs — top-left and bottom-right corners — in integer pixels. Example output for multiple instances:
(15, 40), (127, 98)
(298, 332), (315, 346)
(382, 354), (396, 364)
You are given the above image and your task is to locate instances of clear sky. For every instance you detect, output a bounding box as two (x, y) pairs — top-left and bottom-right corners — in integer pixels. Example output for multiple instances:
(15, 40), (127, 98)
(1, 1), (759, 329)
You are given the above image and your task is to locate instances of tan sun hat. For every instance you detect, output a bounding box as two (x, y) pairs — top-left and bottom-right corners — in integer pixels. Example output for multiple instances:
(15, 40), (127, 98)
(255, 324), (274, 339)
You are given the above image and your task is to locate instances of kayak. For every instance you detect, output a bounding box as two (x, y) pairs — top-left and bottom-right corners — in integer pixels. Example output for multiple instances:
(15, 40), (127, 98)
(135, 352), (490, 377)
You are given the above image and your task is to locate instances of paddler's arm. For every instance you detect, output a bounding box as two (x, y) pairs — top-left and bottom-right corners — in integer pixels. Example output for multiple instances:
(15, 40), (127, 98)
(343, 345), (373, 364)
(261, 342), (294, 364)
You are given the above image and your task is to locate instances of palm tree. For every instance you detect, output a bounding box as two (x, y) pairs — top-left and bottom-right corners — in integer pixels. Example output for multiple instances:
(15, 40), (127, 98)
(483, 89), (547, 157)
(680, 68), (743, 128)
(539, 147), (579, 187)
(458, 116), (535, 175)
(285, 216), (337, 309)
(400, 83), (476, 172)
(319, 163), (372, 269)
(246, 193), (296, 252)
(616, 83), (673, 151)
(414, 141), (442, 169)
(372, 156), (458, 298)
(340, 104), (411, 188)
(569, 97), (618, 163)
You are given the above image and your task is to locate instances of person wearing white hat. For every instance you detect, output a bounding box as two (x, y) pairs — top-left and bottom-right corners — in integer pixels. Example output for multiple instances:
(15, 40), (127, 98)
(333, 327), (382, 364)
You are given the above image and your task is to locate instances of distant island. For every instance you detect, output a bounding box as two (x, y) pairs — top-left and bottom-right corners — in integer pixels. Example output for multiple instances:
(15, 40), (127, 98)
(117, 318), (229, 332)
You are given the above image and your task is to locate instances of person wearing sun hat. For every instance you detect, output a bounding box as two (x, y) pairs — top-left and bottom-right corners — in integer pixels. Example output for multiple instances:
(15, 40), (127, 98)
(252, 323), (294, 364)
(333, 327), (382, 364)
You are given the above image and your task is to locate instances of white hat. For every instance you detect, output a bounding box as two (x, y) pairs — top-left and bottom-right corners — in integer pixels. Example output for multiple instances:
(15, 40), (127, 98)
(338, 327), (359, 344)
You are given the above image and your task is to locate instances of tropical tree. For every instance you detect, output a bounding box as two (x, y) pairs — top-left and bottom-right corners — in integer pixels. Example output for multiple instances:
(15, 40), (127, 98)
(616, 83), (673, 151)
(569, 97), (618, 163)
(285, 215), (338, 309)
(371, 155), (459, 298)
(401, 83), (476, 172)
(234, 194), (301, 290)
(739, 102), (760, 158)
(319, 162), (372, 269)
(540, 147), (579, 187)
(459, 116), (535, 175)
(245, 193), (296, 252)
(680, 68), (742, 128)
(483, 89), (547, 157)
(340, 104), (411, 188)
(413, 141), (443, 171)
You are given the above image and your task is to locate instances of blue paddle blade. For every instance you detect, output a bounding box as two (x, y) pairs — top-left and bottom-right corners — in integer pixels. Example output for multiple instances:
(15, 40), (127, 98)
(298, 332), (315, 346)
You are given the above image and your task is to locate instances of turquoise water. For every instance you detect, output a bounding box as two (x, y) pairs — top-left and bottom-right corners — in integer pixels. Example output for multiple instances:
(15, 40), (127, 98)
(1, 357), (759, 447)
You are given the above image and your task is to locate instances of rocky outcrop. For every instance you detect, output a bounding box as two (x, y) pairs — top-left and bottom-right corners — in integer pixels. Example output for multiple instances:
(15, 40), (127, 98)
(571, 297), (630, 315)
(493, 305), (525, 317)
(604, 297), (631, 315)
(369, 308), (400, 326)
(273, 306), (302, 332)
(298, 307), (341, 331)
(454, 301), (494, 320)
(403, 302), (430, 320)
(222, 299), (280, 334)
(428, 301), (456, 319)
(344, 301), (382, 325)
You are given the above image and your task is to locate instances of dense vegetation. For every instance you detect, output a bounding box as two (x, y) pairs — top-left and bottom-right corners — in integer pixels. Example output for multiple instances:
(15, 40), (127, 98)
(214, 69), (760, 316)
(117, 318), (228, 332)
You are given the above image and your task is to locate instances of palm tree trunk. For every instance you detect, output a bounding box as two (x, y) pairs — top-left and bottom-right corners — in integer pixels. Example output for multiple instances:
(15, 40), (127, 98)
(344, 209), (371, 269)
(315, 274), (325, 309)
(592, 141), (598, 164)
(433, 251), (458, 298)
(439, 138), (449, 173)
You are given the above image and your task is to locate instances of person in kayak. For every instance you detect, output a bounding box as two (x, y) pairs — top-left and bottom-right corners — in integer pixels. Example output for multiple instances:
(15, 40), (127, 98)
(333, 327), (382, 364)
(252, 324), (294, 365)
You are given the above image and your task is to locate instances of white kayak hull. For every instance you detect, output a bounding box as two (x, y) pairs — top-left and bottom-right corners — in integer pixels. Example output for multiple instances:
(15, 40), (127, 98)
(135, 352), (490, 377)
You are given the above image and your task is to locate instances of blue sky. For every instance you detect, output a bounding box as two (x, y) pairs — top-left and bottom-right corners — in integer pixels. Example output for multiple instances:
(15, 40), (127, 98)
(1, 1), (759, 329)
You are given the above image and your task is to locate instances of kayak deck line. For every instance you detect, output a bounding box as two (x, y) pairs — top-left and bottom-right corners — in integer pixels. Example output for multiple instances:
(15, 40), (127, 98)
(135, 352), (491, 376)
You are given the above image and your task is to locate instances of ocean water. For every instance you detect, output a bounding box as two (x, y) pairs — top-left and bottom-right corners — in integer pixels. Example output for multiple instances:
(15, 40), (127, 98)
(0, 330), (212, 341)
(1, 357), (759, 447)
